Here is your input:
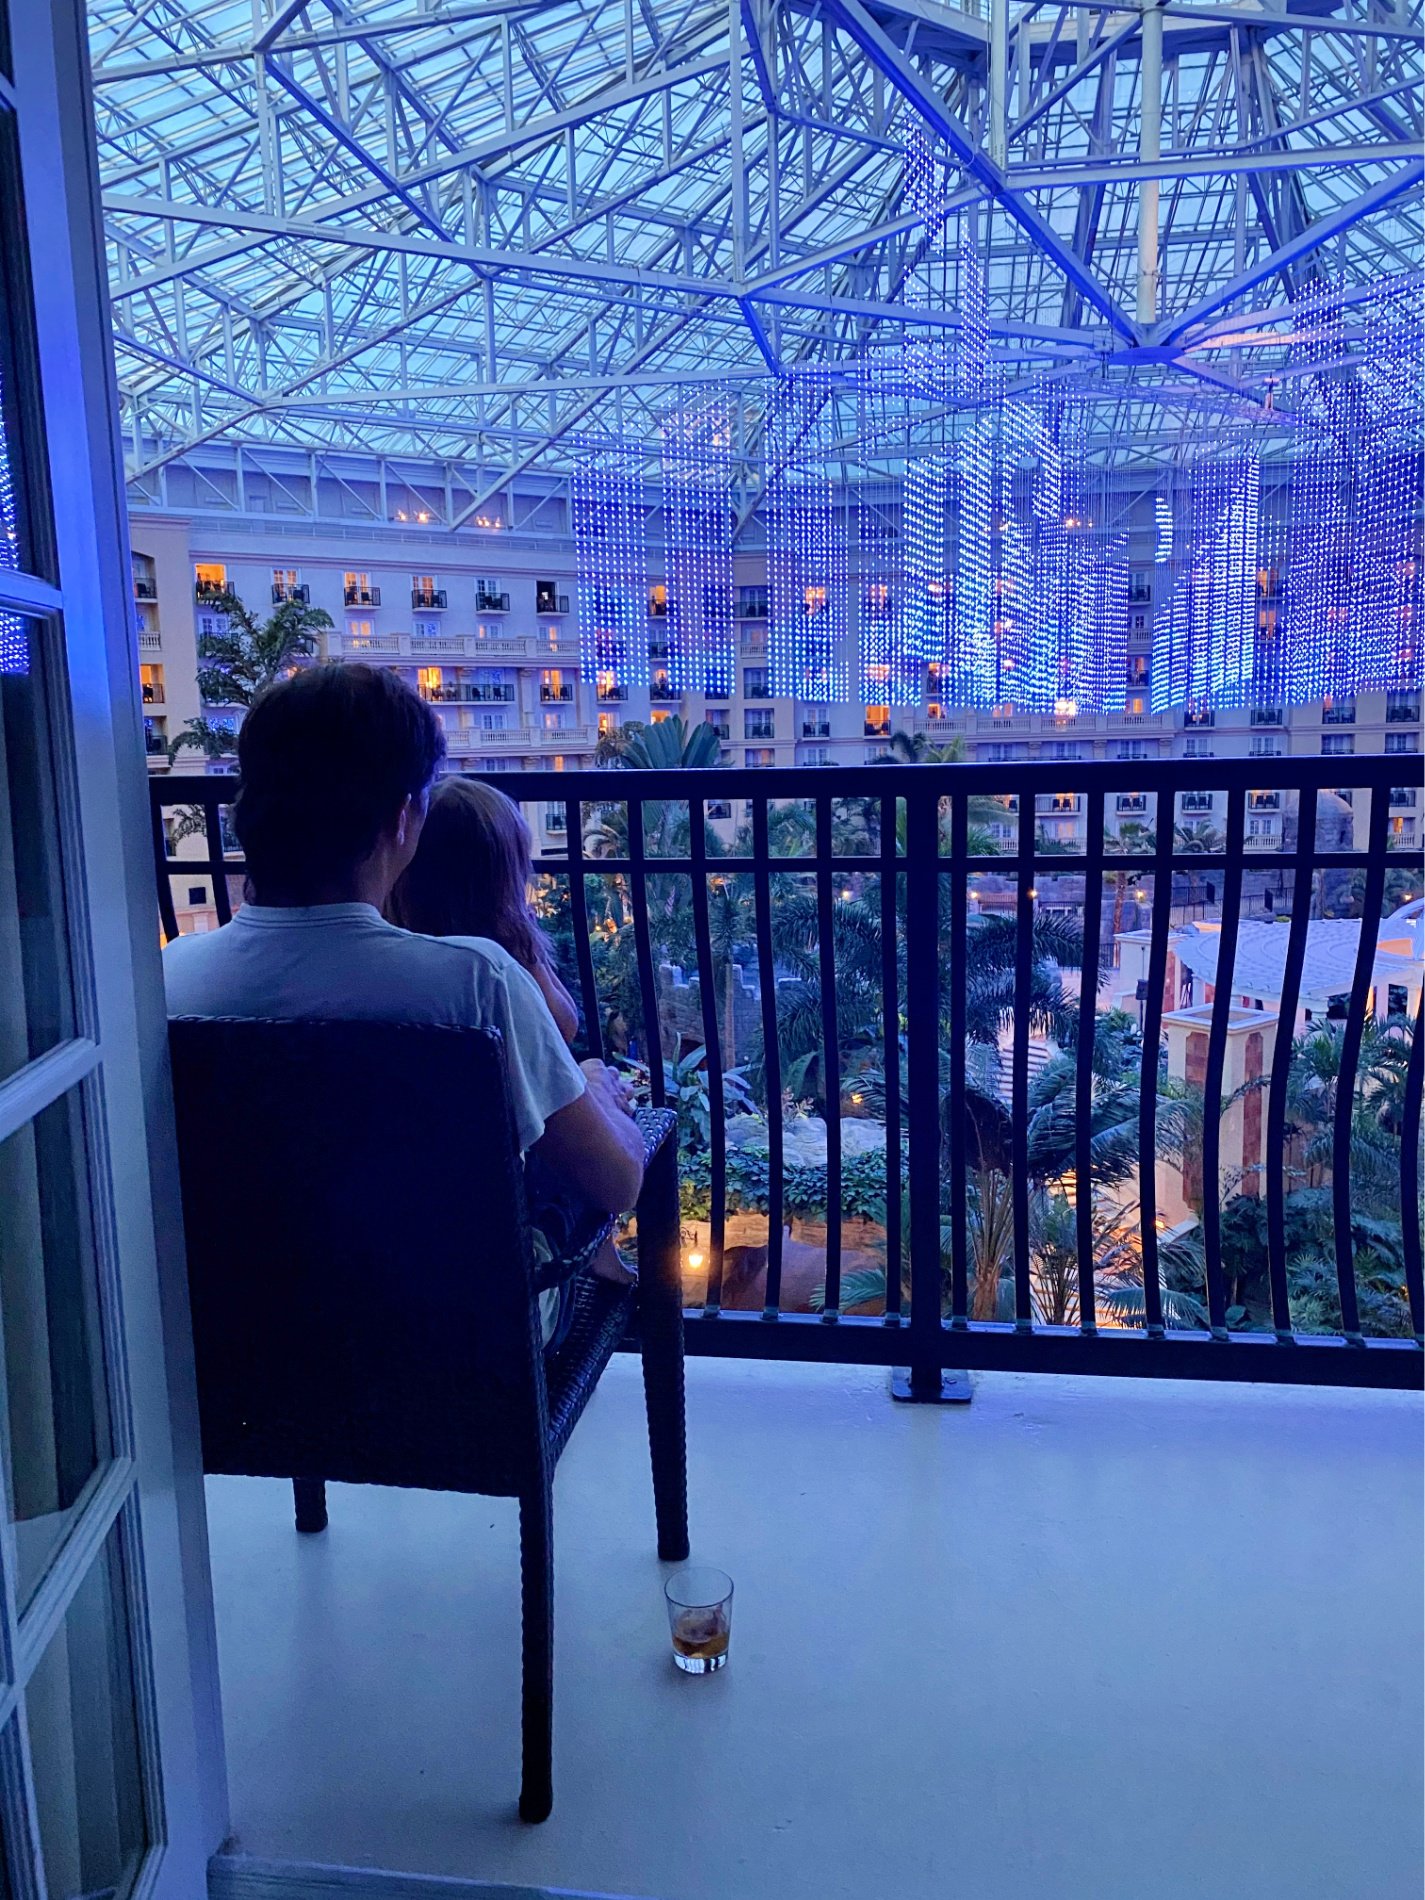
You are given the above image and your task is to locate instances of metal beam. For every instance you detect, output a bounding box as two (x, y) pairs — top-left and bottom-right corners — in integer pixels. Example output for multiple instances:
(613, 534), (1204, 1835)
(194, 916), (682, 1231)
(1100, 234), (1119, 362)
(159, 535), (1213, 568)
(817, 0), (1143, 342)
(1160, 157), (1424, 341)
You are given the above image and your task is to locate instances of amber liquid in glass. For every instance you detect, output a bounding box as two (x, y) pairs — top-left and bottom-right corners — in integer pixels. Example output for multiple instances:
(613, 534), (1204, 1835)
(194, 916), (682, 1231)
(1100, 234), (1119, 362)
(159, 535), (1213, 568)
(671, 1607), (730, 1662)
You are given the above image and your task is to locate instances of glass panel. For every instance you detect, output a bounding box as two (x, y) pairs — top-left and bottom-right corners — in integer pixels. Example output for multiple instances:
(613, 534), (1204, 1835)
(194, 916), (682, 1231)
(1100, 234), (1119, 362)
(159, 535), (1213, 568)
(0, 615), (75, 1077)
(25, 1523), (148, 1900)
(0, 1087), (108, 1608)
(0, 112), (41, 574)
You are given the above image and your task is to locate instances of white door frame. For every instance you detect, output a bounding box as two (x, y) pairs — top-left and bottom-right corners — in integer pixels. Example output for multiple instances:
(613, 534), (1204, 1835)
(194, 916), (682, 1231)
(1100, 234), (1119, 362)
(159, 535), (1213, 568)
(1, 0), (228, 1886)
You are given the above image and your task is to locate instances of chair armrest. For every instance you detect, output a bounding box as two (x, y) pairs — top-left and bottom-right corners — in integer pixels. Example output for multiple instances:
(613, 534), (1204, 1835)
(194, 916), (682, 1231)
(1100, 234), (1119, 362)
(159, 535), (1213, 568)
(633, 1106), (677, 1167)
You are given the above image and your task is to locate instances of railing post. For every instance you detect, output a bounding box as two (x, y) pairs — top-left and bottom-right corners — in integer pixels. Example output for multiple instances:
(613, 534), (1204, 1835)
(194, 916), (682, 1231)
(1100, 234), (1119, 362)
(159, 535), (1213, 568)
(894, 781), (969, 1403)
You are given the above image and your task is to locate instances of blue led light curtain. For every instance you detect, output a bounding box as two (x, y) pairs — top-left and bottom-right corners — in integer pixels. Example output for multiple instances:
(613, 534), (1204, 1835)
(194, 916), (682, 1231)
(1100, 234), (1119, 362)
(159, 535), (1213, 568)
(570, 241), (1420, 713)
(766, 385), (851, 702)
(572, 452), (649, 690)
(660, 399), (736, 698)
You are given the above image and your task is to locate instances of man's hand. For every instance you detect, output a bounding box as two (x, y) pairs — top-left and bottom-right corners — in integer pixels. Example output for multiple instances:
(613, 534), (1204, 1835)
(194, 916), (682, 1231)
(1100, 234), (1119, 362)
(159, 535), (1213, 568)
(536, 1061), (646, 1214)
(580, 1058), (636, 1117)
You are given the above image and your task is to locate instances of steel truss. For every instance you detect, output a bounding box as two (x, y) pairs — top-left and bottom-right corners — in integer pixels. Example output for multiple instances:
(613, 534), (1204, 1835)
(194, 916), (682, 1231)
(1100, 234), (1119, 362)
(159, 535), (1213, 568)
(90, 0), (1423, 519)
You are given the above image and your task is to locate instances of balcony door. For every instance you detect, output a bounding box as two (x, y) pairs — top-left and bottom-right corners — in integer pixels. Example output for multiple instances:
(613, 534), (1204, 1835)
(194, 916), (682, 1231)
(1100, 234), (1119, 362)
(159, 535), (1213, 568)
(0, 1), (222, 1894)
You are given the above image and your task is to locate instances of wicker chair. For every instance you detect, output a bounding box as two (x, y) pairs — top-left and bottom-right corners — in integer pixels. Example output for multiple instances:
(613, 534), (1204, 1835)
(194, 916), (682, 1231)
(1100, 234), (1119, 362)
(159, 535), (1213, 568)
(168, 1015), (688, 1824)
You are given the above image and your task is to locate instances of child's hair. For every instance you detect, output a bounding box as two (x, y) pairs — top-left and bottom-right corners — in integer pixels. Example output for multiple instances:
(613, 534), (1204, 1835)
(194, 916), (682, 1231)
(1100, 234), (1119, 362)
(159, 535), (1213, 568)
(387, 775), (547, 971)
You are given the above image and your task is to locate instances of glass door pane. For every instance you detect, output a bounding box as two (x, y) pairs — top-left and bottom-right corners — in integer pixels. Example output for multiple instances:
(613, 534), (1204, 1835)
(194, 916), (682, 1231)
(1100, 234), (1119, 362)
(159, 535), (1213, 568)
(0, 612), (76, 1083)
(24, 1523), (147, 1899)
(0, 1085), (108, 1608)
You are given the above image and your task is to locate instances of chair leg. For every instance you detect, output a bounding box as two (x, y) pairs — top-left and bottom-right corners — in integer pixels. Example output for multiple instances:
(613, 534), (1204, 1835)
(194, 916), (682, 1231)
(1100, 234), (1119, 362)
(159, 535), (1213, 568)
(637, 1129), (690, 1563)
(293, 1478), (327, 1534)
(518, 1482), (554, 1824)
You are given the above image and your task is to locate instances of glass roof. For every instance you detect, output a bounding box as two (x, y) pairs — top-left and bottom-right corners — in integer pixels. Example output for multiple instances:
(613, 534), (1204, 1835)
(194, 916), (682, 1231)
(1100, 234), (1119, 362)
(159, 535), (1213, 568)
(88, 0), (1423, 499)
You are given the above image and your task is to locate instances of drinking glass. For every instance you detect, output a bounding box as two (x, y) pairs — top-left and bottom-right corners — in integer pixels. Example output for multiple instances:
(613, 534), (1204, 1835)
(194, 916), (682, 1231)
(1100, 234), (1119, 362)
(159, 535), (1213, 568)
(664, 1566), (733, 1674)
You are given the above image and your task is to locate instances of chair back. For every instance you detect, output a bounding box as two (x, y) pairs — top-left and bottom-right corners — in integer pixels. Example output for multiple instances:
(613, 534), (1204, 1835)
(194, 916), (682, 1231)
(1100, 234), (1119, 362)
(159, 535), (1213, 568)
(169, 1015), (548, 1498)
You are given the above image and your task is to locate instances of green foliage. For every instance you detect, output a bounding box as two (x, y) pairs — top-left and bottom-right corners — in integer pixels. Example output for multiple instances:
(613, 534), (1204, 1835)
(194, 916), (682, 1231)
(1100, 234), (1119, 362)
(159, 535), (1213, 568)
(618, 714), (722, 770)
(169, 589), (331, 764)
(676, 1139), (897, 1225)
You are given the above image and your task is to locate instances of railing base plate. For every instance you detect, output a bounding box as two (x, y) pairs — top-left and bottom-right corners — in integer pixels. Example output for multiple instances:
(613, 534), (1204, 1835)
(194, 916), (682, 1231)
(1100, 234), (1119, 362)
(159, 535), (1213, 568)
(889, 1368), (973, 1405)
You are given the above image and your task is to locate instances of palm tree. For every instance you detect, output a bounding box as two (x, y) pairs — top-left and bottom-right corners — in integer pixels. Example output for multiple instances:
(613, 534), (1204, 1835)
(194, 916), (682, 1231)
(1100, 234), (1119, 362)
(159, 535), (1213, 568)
(168, 588), (331, 766)
(619, 714), (722, 770)
(1106, 818), (1156, 942)
(866, 728), (1005, 853)
(870, 728), (962, 765)
(1173, 819), (1224, 912)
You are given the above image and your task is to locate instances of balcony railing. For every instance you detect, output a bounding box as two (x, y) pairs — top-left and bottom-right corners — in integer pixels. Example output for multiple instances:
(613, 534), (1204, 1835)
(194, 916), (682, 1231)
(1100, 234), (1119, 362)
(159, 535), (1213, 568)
(337, 632), (403, 656)
(133, 576), (158, 601)
(151, 759), (1424, 1394)
(424, 685), (515, 704)
(535, 591), (570, 615)
(476, 591), (511, 613)
(344, 585), (381, 607)
(540, 685), (575, 702)
(272, 583), (310, 604)
(412, 588), (448, 610)
(194, 579), (229, 602)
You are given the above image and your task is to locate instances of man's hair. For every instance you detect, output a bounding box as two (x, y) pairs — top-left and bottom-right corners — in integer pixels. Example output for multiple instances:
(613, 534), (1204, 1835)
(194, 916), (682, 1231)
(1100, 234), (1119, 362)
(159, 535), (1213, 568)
(234, 664), (446, 889)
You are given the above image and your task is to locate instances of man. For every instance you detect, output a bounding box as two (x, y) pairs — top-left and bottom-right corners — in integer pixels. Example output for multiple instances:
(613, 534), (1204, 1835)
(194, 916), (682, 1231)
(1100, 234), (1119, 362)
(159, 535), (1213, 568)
(164, 663), (645, 1239)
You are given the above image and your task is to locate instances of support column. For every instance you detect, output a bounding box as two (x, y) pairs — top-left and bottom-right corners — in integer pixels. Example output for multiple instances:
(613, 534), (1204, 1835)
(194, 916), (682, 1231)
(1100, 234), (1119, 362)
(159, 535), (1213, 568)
(1137, 0), (1164, 327)
(988, 0), (1009, 169)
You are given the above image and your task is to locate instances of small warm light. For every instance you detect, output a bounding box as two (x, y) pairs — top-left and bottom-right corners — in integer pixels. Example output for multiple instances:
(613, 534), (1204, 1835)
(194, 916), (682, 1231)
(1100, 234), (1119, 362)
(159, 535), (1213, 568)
(1134, 888), (1148, 902)
(1026, 886), (1038, 900)
(841, 886), (854, 901)
(688, 1251), (705, 1273)
(849, 1092), (864, 1106)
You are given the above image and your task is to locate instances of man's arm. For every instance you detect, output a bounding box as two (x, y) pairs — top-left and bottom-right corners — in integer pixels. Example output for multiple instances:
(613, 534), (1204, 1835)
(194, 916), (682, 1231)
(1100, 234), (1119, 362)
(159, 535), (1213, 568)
(531, 1061), (645, 1214)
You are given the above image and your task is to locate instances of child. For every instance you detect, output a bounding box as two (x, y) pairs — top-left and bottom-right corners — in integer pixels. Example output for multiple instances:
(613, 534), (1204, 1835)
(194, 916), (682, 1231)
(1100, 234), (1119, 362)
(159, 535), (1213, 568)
(388, 776), (636, 1316)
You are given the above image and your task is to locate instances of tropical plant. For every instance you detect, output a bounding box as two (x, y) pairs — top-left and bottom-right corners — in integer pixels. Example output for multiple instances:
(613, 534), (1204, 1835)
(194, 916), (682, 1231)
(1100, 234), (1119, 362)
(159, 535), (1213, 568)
(658, 1045), (756, 1154)
(869, 728), (964, 765)
(168, 588), (330, 765)
(619, 713), (722, 770)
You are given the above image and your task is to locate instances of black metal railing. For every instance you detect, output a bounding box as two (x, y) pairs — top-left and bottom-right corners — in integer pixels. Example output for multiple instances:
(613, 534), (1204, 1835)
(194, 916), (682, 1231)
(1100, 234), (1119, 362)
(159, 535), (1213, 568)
(477, 591), (511, 613)
(272, 583), (310, 604)
(536, 591), (570, 614)
(344, 585), (381, 607)
(412, 588), (447, 610)
(150, 759), (1423, 1392)
(134, 576), (158, 601)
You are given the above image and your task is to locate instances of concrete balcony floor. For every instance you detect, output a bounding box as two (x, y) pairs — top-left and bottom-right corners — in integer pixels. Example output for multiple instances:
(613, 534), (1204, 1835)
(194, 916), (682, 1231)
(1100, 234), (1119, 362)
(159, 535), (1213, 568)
(206, 1357), (1423, 1900)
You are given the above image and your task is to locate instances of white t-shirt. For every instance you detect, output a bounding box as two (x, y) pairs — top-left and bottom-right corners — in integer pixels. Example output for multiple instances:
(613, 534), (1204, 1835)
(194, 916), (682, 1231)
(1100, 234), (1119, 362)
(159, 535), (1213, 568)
(162, 902), (585, 1153)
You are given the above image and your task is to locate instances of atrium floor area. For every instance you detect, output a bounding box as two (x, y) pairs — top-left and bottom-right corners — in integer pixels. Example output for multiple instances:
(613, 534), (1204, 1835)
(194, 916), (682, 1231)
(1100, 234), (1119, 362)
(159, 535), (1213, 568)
(205, 1355), (1423, 1900)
